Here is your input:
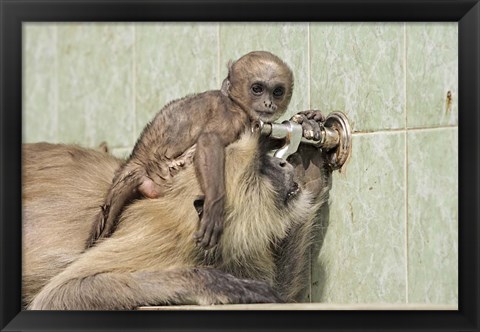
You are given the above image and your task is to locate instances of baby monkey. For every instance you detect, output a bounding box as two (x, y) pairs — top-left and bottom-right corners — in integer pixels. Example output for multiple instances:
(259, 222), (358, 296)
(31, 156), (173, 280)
(86, 51), (294, 250)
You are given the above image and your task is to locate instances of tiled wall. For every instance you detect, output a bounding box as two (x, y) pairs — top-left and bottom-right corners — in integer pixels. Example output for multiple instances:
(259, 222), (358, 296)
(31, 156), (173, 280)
(23, 22), (458, 305)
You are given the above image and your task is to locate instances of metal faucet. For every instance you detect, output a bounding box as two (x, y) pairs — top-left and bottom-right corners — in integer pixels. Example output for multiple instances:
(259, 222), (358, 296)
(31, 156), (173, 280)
(253, 111), (352, 171)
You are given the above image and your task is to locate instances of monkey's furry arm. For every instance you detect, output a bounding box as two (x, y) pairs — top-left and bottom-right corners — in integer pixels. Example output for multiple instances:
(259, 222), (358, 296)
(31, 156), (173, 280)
(29, 243), (282, 310)
(29, 267), (282, 310)
(192, 132), (227, 249)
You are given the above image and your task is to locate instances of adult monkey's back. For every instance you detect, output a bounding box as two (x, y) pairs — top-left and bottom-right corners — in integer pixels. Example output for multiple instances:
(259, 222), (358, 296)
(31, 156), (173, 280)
(22, 132), (330, 310)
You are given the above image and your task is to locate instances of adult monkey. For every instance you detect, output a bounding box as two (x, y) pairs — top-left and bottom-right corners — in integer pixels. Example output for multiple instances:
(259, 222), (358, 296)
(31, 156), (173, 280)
(86, 51), (296, 250)
(22, 125), (330, 309)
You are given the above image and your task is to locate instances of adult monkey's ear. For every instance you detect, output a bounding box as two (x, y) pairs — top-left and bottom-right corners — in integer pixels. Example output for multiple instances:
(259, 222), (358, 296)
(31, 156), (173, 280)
(220, 60), (234, 96)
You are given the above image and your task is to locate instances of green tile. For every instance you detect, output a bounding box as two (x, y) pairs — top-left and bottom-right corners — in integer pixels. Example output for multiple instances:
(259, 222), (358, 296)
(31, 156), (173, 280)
(219, 23), (309, 120)
(57, 23), (135, 148)
(23, 24), (58, 143)
(407, 128), (458, 304)
(406, 23), (458, 128)
(135, 23), (218, 135)
(311, 133), (406, 303)
(111, 147), (132, 160)
(310, 23), (405, 132)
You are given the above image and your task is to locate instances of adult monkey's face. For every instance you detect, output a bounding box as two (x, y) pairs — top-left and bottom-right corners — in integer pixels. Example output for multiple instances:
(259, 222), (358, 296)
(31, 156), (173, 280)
(261, 155), (301, 207)
(227, 51), (294, 123)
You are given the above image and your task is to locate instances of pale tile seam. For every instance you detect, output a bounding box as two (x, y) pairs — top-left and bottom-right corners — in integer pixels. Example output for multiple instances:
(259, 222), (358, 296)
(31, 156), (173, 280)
(307, 22), (312, 303)
(54, 24), (59, 142)
(404, 22), (409, 304)
(139, 303), (458, 310)
(217, 23), (221, 88)
(406, 125), (459, 131)
(307, 22), (311, 110)
(132, 25), (137, 147)
(352, 125), (458, 136)
(21, 23), (25, 142)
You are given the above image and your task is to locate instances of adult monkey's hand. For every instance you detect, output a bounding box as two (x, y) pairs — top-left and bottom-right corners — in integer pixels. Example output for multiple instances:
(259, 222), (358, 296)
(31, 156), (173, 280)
(288, 110), (331, 198)
(291, 110), (326, 141)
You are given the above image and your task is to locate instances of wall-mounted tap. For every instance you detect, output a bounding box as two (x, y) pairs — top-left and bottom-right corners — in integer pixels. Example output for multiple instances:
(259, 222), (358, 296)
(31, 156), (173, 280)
(253, 111), (352, 171)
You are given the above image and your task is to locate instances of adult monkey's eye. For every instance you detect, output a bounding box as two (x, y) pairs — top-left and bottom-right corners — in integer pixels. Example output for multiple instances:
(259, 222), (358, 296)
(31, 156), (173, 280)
(251, 84), (264, 95)
(273, 87), (285, 97)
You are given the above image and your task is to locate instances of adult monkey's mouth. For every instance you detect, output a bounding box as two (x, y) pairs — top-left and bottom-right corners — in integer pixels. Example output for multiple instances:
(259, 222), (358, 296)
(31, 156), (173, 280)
(286, 181), (301, 202)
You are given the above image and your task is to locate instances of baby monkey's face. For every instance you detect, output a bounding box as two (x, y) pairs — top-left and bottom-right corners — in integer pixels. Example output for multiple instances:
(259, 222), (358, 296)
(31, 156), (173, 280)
(228, 51), (294, 123)
(244, 62), (293, 123)
(248, 76), (290, 122)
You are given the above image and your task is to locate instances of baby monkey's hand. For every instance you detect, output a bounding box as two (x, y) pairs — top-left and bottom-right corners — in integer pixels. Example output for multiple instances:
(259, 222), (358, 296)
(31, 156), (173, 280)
(291, 110), (326, 141)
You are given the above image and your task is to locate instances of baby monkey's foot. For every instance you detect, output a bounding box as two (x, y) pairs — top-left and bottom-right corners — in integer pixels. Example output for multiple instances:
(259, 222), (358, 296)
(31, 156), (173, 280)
(194, 219), (223, 249)
(193, 216), (224, 250)
(193, 196), (225, 250)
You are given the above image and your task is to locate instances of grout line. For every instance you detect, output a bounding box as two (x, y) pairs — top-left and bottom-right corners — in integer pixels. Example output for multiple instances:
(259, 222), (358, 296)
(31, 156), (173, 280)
(404, 23), (408, 130)
(405, 131), (409, 303)
(54, 24), (59, 143)
(353, 129), (407, 135)
(307, 22), (311, 110)
(352, 125), (458, 136)
(138, 303), (458, 310)
(307, 22), (313, 303)
(132, 25), (137, 145)
(217, 23), (221, 88)
(404, 22), (409, 304)
(404, 125), (458, 131)
(139, 302), (458, 311)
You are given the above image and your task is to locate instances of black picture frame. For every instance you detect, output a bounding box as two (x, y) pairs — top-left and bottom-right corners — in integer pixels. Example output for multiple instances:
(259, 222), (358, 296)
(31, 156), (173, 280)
(1, 0), (478, 331)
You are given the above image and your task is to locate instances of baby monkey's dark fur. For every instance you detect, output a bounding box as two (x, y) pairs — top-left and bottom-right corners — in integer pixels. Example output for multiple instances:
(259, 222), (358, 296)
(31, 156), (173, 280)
(86, 51), (294, 249)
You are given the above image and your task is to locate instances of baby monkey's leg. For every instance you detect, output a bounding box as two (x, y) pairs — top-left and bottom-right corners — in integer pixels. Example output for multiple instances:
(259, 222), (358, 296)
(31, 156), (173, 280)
(85, 164), (163, 248)
(192, 133), (226, 250)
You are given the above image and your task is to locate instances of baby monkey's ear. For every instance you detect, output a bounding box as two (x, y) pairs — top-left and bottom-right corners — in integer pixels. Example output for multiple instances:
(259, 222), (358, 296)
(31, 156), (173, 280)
(220, 60), (234, 96)
(221, 78), (231, 96)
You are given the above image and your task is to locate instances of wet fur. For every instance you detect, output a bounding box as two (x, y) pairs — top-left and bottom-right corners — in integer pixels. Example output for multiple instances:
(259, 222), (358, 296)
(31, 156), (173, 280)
(22, 132), (329, 309)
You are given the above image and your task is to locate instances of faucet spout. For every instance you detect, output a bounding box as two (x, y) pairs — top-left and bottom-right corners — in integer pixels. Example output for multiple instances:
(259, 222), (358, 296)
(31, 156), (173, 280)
(254, 111), (352, 171)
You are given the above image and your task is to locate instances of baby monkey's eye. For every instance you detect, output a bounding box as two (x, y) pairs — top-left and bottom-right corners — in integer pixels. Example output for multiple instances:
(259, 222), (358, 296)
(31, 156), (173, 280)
(273, 87), (285, 97)
(251, 84), (264, 95)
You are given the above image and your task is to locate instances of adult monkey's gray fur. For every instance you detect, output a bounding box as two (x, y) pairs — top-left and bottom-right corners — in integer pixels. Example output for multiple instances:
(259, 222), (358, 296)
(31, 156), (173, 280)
(22, 130), (330, 310)
(86, 51), (295, 250)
